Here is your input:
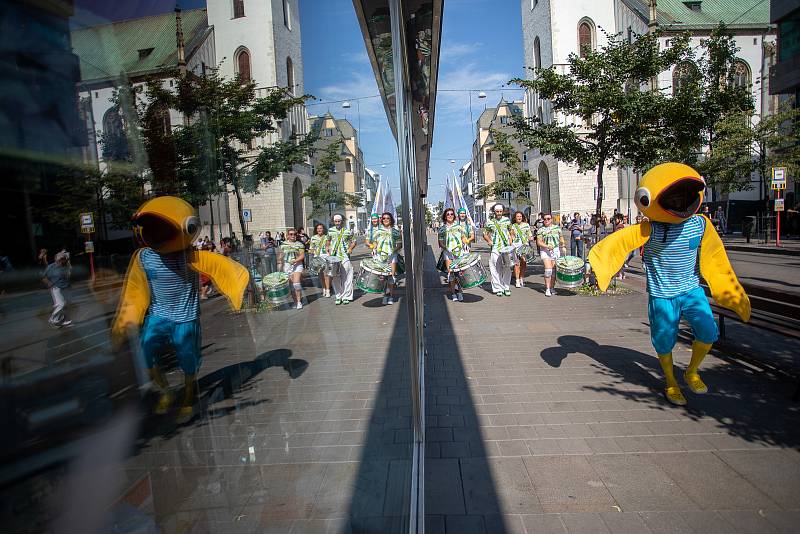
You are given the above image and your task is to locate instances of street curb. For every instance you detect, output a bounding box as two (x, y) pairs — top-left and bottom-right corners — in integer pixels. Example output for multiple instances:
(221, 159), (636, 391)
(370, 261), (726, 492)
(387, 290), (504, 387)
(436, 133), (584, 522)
(724, 245), (800, 257)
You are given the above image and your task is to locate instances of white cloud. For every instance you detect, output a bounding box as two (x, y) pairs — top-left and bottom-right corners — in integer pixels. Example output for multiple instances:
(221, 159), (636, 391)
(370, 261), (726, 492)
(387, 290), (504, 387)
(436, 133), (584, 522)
(435, 62), (521, 126)
(306, 71), (389, 134)
(440, 41), (482, 60)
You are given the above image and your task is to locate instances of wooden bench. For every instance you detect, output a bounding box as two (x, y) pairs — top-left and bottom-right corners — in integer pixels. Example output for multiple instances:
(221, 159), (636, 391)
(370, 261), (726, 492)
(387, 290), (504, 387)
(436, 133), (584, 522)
(701, 283), (800, 399)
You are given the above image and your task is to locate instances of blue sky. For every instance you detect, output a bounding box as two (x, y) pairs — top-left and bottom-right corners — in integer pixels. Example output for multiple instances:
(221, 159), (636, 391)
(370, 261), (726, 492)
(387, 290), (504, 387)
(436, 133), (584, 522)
(74, 0), (525, 203)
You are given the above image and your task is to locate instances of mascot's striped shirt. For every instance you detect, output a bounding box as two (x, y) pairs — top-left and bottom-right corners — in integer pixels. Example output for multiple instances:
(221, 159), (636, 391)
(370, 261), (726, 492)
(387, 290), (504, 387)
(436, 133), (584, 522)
(643, 215), (705, 298)
(140, 248), (199, 322)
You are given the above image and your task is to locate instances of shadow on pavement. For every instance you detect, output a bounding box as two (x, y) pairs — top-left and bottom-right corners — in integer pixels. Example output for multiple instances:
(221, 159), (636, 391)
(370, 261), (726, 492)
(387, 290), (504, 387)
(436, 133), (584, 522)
(541, 335), (800, 449)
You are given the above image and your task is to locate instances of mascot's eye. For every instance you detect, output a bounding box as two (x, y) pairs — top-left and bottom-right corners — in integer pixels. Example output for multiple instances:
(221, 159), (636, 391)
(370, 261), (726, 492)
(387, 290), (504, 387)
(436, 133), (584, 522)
(634, 187), (651, 210)
(184, 216), (200, 238)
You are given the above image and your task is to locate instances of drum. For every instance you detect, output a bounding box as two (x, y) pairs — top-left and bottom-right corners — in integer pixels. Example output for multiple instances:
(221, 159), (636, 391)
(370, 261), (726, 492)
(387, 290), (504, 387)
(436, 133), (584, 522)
(326, 257), (342, 277)
(451, 252), (487, 289)
(516, 244), (537, 263)
(556, 255), (585, 287)
(262, 272), (292, 306)
(356, 258), (390, 294)
(309, 254), (327, 275)
(498, 245), (515, 269)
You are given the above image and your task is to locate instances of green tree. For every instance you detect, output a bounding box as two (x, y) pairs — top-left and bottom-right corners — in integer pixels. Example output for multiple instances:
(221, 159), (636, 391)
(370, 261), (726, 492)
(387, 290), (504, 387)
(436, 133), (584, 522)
(476, 128), (534, 208)
(510, 30), (692, 227)
(702, 104), (800, 204)
(303, 140), (363, 219)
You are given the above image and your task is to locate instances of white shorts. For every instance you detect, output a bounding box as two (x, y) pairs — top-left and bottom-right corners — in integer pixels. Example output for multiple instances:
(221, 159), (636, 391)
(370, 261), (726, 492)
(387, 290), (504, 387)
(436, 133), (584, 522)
(284, 263), (304, 275)
(540, 247), (561, 261)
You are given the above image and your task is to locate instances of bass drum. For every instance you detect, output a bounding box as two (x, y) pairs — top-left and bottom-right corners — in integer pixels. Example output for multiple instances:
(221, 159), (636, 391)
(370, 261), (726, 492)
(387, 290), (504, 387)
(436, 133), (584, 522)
(262, 272), (292, 307)
(556, 255), (585, 287)
(309, 254), (327, 275)
(356, 258), (390, 294)
(516, 244), (538, 264)
(451, 252), (487, 289)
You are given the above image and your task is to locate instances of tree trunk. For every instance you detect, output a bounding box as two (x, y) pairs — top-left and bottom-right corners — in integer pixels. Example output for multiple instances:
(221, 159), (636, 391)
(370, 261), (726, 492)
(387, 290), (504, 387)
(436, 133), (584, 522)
(233, 179), (246, 238)
(595, 158), (606, 240)
(208, 195), (215, 241)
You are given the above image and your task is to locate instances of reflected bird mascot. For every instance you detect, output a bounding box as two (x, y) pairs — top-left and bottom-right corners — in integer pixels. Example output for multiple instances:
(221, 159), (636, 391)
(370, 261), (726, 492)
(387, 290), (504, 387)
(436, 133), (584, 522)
(588, 163), (750, 405)
(112, 197), (249, 419)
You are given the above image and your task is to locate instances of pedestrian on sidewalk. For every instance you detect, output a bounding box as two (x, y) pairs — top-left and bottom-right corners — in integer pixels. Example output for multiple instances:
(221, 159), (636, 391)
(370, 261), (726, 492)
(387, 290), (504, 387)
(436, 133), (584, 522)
(279, 228), (306, 310)
(439, 208), (467, 301)
(310, 224), (331, 298)
(327, 214), (356, 305)
(376, 212), (402, 305)
(263, 231), (277, 273)
(511, 211), (533, 288)
(714, 206), (727, 235)
(568, 212), (584, 258)
(537, 213), (565, 297)
(42, 251), (72, 327)
(484, 203), (516, 297)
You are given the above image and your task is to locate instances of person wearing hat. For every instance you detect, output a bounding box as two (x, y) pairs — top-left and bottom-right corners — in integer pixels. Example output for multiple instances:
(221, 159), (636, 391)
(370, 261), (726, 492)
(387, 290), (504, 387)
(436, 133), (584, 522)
(365, 213), (381, 256)
(327, 214), (356, 304)
(456, 207), (474, 253)
(483, 203), (516, 297)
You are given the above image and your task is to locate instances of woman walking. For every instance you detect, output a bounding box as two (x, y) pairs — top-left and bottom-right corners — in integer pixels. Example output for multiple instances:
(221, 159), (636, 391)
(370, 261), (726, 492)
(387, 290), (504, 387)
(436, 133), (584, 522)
(439, 208), (468, 301)
(456, 208), (474, 253)
(374, 212), (402, 305)
(536, 213), (565, 297)
(365, 213), (381, 255)
(278, 228), (306, 309)
(511, 211), (533, 288)
(484, 203), (516, 297)
(310, 223), (331, 298)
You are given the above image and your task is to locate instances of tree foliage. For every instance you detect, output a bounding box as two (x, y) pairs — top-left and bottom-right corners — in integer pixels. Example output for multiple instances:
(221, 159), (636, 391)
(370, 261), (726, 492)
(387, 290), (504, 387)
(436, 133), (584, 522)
(702, 104), (800, 200)
(303, 140), (363, 218)
(510, 29), (693, 220)
(476, 128), (534, 206)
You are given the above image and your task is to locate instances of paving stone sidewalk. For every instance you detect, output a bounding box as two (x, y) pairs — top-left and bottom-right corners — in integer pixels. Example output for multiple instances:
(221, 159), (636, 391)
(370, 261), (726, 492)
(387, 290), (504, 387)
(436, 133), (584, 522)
(423, 236), (800, 533)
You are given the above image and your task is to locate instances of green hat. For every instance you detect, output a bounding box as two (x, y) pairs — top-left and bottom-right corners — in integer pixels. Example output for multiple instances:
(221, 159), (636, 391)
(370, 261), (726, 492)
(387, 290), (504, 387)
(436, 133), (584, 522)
(371, 213), (380, 218)
(457, 207), (467, 214)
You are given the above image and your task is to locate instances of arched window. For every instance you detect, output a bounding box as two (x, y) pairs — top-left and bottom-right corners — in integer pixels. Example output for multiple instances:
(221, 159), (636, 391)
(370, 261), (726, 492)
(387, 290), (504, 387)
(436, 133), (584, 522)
(235, 47), (251, 83)
(533, 36), (541, 69)
(286, 56), (294, 92)
(672, 61), (697, 94)
(732, 59), (751, 89)
(538, 161), (551, 214)
(102, 107), (129, 161)
(578, 18), (595, 58)
(233, 0), (245, 18)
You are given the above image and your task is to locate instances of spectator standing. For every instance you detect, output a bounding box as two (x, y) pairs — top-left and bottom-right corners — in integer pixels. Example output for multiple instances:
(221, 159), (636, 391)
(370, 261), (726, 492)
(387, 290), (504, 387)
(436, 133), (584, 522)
(263, 231), (278, 274)
(714, 206), (727, 234)
(42, 252), (72, 327)
(37, 248), (49, 269)
(568, 212), (584, 258)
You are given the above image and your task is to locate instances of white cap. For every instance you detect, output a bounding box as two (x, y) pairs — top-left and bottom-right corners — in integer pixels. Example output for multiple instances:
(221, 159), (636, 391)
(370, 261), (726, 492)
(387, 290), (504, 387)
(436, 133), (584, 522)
(333, 214), (343, 222)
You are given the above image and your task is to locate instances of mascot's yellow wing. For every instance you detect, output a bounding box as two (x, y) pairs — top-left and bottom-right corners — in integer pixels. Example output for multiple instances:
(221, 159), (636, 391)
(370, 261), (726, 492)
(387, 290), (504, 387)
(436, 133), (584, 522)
(188, 250), (249, 311)
(111, 250), (150, 347)
(699, 216), (750, 322)
(588, 222), (652, 292)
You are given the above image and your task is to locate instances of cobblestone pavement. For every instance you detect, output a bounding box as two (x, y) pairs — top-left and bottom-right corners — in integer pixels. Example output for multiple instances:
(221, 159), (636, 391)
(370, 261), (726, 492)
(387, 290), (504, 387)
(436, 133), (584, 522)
(108, 235), (799, 533)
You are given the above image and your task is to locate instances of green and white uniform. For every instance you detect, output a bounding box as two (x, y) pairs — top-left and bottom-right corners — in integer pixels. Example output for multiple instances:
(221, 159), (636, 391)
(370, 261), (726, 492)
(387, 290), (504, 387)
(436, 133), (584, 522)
(457, 220), (473, 251)
(327, 226), (354, 301)
(538, 225), (562, 260)
(512, 222), (533, 245)
(439, 223), (466, 259)
(374, 226), (401, 263)
(310, 234), (328, 256)
(327, 227), (353, 260)
(281, 241), (305, 274)
(485, 216), (513, 252)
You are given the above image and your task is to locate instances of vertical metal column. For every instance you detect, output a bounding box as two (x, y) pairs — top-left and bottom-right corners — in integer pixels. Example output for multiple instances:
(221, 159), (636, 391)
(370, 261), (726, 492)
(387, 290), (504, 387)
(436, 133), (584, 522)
(388, 0), (425, 531)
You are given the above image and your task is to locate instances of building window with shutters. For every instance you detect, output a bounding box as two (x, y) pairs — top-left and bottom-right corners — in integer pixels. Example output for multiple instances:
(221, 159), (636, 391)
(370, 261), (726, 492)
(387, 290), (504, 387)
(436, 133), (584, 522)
(235, 47), (251, 83)
(233, 0), (245, 19)
(578, 18), (595, 58)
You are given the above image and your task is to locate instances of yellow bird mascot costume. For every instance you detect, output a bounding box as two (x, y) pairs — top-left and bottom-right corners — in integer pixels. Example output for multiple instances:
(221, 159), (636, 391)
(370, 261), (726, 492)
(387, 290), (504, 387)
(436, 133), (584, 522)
(588, 163), (750, 405)
(112, 197), (249, 419)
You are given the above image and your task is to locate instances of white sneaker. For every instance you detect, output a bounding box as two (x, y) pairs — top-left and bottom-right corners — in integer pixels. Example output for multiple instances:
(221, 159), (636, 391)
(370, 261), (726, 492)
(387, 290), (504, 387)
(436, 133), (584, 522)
(382, 295), (389, 305)
(545, 289), (552, 297)
(516, 279), (522, 288)
(451, 294), (458, 301)
(296, 302), (303, 309)
(387, 297), (394, 305)
(456, 292), (464, 302)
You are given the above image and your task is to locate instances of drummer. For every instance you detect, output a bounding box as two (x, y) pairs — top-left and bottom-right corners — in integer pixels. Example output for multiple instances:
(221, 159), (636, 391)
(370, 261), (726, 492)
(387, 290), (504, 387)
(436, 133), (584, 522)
(278, 228), (306, 309)
(511, 211), (534, 288)
(536, 212), (566, 297)
(310, 223), (331, 298)
(438, 208), (468, 302)
(365, 213), (380, 255)
(374, 212), (402, 305)
(456, 207), (474, 252)
(483, 203), (516, 297)
(327, 214), (356, 305)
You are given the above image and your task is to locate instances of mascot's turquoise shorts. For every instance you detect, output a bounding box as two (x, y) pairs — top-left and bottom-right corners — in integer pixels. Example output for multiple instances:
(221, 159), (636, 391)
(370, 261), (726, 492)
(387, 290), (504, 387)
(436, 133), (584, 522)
(647, 286), (718, 355)
(141, 315), (202, 375)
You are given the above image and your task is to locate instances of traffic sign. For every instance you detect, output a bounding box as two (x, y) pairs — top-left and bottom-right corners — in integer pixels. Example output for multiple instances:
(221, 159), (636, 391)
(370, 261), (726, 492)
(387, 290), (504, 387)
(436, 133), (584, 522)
(81, 224), (94, 234)
(775, 198), (785, 212)
(85, 241), (94, 253)
(242, 208), (252, 222)
(80, 212), (94, 226)
(771, 167), (787, 190)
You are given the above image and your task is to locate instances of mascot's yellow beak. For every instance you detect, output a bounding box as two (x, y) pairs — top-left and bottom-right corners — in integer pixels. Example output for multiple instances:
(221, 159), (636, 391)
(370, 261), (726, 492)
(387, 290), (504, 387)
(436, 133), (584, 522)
(634, 162), (706, 224)
(132, 196), (200, 253)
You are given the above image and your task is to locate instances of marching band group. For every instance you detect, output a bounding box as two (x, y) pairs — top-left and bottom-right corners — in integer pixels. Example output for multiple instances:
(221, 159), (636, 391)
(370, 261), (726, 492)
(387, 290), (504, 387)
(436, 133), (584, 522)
(271, 201), (570, 310)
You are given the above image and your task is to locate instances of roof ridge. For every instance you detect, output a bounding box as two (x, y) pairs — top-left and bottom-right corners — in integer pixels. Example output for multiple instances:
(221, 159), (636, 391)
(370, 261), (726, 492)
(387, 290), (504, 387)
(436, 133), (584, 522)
(71, 7), (206, 34)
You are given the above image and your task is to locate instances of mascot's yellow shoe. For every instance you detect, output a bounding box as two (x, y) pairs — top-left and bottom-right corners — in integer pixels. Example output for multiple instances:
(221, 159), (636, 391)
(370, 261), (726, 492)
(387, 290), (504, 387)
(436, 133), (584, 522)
(176, 375), (198, 423)
(684, 371), (708, 394)
(665, 386), (687, 406)
(148, 367), (173, 415)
